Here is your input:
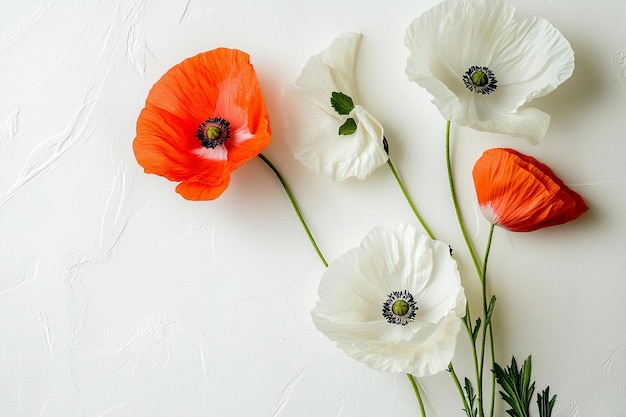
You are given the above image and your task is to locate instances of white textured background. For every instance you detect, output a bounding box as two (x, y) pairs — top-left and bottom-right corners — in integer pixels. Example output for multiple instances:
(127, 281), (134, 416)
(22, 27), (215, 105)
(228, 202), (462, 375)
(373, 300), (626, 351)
(1, 0), (625, 416)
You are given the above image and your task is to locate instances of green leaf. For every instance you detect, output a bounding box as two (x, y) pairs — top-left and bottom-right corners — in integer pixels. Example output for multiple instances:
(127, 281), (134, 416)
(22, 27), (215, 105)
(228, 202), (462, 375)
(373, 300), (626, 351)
(494, 356), (535, 417)
(462, 377), (478, 417)
(537, 387), (557, 417)
(338, 118), (357, 135)
(330, 91), (355, 115)
(485, 295), (496, 325)
(472, 317), (482, 342)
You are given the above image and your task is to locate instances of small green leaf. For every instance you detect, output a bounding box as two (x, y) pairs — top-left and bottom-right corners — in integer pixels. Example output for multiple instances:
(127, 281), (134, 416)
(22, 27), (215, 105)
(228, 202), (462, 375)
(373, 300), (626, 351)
(485, 295), (497, 325)
(537, 387), (557, 417)
(338, 118), (357, 135)
(494, 356), (535, 417)
(463, 378), (478, 417)
(472, 318), (482, 342)
(330, 91), (355, 115)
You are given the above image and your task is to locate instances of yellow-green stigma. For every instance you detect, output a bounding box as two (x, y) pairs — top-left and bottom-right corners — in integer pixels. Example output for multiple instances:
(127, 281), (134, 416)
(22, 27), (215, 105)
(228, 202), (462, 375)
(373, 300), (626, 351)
(463, 65), (498, 95)
(471, 70), (488, 87)
(205, 125), (222, 141)
(392, 300), (410, 316)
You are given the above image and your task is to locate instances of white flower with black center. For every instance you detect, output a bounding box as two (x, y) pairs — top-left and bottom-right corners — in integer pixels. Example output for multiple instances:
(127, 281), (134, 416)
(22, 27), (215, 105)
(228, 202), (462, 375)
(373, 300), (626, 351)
(405, 0), (575, 144)
(311, 224), (466, 376)
(284, 32), (389, 180)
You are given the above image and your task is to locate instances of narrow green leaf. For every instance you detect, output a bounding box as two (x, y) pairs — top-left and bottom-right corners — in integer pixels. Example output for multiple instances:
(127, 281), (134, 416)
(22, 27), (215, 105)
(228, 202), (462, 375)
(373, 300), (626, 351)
(338, 118), (357, 135)
(494, 356), (536, 417)
(462, 377), (478, 417)
(330, 91), (355, 115)
(485, 295), (496, 325)
(472, 317), (482, 342)
(537, 387), (557, 417)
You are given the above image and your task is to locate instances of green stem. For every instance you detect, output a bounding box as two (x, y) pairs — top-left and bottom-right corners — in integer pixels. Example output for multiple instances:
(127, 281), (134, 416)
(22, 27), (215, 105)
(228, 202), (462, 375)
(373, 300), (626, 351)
(407, 374), (427, 417)
(481, 224), (496, 417)
(460, 306), (482, 410)
(445, 121), (484, 417)
(387, 158), (435, 240)
(448, 363), (472, 414)
(259, 153), (328, 267)
(445, 121), (482, 282)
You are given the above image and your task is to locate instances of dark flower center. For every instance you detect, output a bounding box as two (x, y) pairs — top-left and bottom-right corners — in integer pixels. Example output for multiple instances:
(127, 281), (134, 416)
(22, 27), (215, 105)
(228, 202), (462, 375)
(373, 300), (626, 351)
(382, 290), (417, 326)
(196, 117), (231, 148)
(463, 66), (497, 95)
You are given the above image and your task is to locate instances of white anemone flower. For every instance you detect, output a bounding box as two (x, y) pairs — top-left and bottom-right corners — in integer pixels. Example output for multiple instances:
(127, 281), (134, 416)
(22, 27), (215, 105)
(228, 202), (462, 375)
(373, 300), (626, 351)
(405, 0), (575, 144)
(284, 32), (389, 181)
(311, 224), (466, 375)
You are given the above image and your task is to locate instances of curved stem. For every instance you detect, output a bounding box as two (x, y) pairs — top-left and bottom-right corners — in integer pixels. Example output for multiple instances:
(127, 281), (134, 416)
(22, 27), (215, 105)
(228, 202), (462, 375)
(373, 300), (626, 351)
(478, 225), (495, 417)
(387, 158), (435, 240)
(445, 121), (482, 282)
(481, 224), (496, 417)
(445, 121), (485, 417)
(448, 363), (472, 414)
(407, 374), (427, 417)
(259, 154), (328, 267)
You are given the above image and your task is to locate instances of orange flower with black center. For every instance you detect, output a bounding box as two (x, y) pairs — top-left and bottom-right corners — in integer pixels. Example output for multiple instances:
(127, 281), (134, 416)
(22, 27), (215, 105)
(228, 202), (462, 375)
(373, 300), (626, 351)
(133, 48), (271, 200)
(472, 148), (588, 232)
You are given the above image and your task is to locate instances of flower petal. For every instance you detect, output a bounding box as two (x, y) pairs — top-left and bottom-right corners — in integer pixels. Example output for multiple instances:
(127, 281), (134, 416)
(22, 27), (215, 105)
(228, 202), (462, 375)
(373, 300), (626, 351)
(311, 224), (466, 375)
(405, 0), (574, 143)
(460, 99), (551, 145)
(290, 32), (362, 112)
(472, 148), (588, 232)
(133, 48), (270, 200)
(175, 178), (231, 201)
(284, 33), (388, 180)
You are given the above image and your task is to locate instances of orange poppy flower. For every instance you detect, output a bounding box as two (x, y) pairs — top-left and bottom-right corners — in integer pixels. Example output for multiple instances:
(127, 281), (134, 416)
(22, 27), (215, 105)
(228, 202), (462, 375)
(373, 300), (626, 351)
(472, 148), (588, 232)
(133, 48), (271, 200)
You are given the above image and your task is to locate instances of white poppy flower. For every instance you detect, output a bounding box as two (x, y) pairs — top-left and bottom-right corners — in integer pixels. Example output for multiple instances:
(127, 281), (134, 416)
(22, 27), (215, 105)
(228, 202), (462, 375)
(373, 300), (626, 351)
(405, 0), (574, 144)
(311, 224), (466, 375)
(284, 32), (389, 180)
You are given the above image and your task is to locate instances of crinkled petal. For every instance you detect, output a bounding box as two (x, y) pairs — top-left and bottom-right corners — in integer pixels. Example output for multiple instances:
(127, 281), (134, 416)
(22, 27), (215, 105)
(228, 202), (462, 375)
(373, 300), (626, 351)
(460, 98), (551, 145)
(339, 313), (463, 375)
(134, 106), (228, 183)
(175, 177), (231, 201)
(285, 33), (388, 180)
(292, 32), (361, 112)
(405, 0), (574, 143)
(311, 224), (466, 375)
(133, 48), (270, 201)
(472, 148), (588, 232)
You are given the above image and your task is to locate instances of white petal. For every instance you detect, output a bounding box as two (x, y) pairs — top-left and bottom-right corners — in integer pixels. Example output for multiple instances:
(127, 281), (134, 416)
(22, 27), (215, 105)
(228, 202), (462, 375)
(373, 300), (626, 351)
(284, 33), (388, 180)
(405, 0), (574, 143)
(290, 32), (361, 116)
(460, 98), (551, 144)
(342, 313), (463, 375)
(311, 224), (466, 375)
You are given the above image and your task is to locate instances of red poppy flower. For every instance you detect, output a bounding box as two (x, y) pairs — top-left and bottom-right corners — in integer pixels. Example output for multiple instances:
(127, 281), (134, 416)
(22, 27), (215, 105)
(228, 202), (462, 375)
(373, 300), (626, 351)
(133, 48), (271, 200)
(472, 148), (588, 232)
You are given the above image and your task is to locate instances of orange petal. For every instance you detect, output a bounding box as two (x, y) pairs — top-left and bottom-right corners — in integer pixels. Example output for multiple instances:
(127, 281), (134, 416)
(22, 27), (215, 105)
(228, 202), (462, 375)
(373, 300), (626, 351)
(134, 106), (228, 183)
(133, 48), (271, 200)
(175, 177), (231, 201)
(472, 148), (587, 232)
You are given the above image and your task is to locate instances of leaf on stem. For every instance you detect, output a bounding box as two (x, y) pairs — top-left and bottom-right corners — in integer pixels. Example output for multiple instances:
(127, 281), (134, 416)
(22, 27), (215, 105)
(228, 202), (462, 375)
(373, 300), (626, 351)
(463, 377), (478, 417)
(494, 356), (535, 417)
(537, 387), (557, 417)
(485, 295), (496, 325)
(472, 317), (482, 342)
